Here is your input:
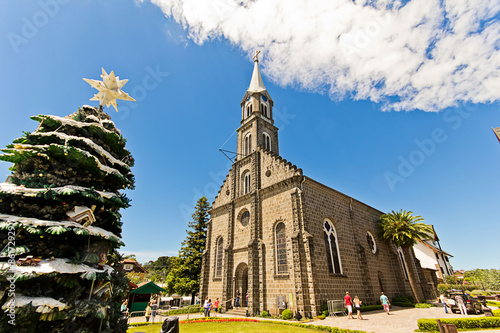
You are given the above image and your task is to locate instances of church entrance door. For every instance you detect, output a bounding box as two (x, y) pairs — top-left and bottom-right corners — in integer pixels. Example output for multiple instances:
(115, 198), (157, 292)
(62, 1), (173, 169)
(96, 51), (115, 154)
(234, 263), (248, 307)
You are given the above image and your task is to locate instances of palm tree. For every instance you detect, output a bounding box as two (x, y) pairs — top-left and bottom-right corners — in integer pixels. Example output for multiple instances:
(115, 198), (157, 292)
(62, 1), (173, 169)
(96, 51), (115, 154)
(377, 210), (433, 302)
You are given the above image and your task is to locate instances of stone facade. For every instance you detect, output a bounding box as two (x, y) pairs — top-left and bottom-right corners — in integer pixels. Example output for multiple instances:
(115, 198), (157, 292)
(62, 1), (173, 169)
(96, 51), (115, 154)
(199, 59), (428, 317)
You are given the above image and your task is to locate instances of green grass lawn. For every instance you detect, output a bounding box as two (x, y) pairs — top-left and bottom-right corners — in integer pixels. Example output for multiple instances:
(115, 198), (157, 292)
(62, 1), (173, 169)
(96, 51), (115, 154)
(128, 321), (320, 333)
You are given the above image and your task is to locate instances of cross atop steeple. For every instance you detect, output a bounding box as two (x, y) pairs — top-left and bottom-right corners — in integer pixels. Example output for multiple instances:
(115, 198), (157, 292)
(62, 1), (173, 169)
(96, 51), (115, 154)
(252, 50), (261, 62)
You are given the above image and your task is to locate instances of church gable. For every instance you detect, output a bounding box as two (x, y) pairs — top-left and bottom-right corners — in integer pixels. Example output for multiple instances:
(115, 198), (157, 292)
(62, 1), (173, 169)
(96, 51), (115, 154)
(260, 148), (302, 189)
(213, 168), (233, 207)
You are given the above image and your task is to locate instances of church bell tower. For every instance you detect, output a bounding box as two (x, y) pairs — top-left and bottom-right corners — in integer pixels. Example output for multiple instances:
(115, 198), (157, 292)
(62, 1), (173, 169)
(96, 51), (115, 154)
(236, 52), (279, 160)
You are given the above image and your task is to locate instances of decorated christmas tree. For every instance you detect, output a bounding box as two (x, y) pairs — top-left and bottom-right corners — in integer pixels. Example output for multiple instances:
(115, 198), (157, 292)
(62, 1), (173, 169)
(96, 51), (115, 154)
(0, 69), (135, 332)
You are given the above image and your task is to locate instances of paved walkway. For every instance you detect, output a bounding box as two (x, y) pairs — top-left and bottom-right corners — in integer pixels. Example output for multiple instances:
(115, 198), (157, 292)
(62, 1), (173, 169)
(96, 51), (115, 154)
(129, 306), (500, 333)
(317, 306), (500, 333)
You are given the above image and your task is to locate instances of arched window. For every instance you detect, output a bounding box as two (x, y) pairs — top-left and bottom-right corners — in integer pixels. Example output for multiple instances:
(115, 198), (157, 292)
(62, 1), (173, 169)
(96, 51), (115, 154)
(275, 222), (288, 274)
(323, 220), (342, 274)
(243, 172), (251, 194)
(244, 133), (252, 156)
(366, 231), (377, 254)
(397, 246), (409, 280)
(261, 103), (269, 117)
(246, 104), (253, 118)
(216, 237), (223, 277)
(262, 132), (271, 150)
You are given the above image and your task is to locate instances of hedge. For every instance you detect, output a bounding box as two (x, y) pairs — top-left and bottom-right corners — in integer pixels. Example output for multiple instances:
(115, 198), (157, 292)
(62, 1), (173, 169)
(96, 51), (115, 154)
(359, 305), (383, 312)
(437, 284), (475, 294)
(415, 303), (433, 308)
(260, 320), (368, 333)
(163, 306), (202, 316)
(392, 302), (415, 307)
(417, 317), (500, 331)
(487, 301), (500, 307)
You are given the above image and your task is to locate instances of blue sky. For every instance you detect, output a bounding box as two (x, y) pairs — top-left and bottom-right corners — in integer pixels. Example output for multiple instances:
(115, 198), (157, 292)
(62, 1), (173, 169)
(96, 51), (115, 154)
(0, 0), (499, 270)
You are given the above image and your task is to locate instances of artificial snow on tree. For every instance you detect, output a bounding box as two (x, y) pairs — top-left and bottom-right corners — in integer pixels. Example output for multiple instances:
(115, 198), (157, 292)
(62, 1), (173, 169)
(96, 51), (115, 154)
(0, 105), (135, 333)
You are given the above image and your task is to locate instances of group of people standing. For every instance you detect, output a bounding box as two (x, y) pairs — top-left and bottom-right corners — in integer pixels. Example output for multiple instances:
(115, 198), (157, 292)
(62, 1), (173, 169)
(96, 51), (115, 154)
(440, 293), (468, 315)
(344, 291), (391, 319)
(203, 296), (220, 317)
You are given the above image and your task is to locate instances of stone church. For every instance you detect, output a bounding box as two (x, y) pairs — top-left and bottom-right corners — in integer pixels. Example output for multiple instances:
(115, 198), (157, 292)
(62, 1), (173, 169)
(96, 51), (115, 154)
(199, 56), (429, 317)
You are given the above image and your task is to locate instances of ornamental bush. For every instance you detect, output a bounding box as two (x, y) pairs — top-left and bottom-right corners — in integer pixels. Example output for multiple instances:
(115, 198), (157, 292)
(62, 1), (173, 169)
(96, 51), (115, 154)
(282, 309), (293, 320)
(437, 283), (475, 294)
(359, 305), (383, 312)
(417, 317), (500, 331)
(260, 310), (268, 317)
(415, 303), (433, 308)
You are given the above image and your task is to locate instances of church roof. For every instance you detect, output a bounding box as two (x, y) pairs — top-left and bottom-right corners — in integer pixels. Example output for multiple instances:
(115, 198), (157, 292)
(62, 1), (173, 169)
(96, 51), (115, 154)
(248, 59), (267, 93)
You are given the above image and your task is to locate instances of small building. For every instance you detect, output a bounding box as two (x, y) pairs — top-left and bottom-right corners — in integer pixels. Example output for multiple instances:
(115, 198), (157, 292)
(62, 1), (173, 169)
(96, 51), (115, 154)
(118, 259), (149, 274)
(160, 295), (192, 309)
(413, 226), (453, 298)
(128, 281), (166, 313)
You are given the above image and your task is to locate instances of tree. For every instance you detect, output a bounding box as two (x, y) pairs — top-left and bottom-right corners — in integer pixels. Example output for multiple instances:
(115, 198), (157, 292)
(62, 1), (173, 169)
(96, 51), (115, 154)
(464, 269), (500, 290)
(165, 197), (210, 303)
(377, 209), (433, 302)
(143, 256), (174, 283)
(0, 106), (135, 332)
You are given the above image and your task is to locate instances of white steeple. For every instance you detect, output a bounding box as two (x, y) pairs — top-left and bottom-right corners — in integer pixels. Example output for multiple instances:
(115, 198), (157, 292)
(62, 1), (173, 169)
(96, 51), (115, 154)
(247, 51), (266, 93)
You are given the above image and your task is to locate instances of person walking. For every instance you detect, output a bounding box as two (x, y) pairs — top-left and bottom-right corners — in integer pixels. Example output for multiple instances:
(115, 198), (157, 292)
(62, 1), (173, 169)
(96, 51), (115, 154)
(213, 298), (220, 317)
(380, 292), (391, 315)
(151, 301), (158, 323)
(207, 299), (212, 317)
(203, 296), (210, 317)
(440, 293), (449, 314)
(455, 295), (468, 315)
(246, 292), (249, 307)
(344, 291), (354, 319)
(145, 303), (151, 322)
(120, 300), (128, 314)
(354, 296), (363, 320)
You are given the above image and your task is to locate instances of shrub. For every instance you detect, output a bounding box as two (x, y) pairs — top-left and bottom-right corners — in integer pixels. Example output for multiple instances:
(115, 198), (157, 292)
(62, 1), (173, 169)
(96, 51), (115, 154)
(322, 310), (329, 316)
(415, 303), (432, 308)
(260, 311), (268, 317)
(282, 309), (293, 320)
(487, 301), (500, 307)
(493, 309), (500, 317)
(392, 302), (414, 307)
(317, 314), (326, 320)
(166, 306), (202, 316)
(359, 305), (383, 312)
(437, 284), (475, 294)
(320, 301), (329, 313)
(417, 317), (500, 331)
(392, 294), (415, 305)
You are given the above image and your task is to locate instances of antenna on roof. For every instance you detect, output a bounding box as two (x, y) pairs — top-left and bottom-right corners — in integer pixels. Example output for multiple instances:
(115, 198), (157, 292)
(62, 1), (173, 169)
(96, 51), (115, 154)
(219, 130), (241, 163)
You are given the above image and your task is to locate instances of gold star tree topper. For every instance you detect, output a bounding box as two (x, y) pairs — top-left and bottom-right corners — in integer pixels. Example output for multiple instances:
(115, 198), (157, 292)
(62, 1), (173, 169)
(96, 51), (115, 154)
(83, 68), (135, 111)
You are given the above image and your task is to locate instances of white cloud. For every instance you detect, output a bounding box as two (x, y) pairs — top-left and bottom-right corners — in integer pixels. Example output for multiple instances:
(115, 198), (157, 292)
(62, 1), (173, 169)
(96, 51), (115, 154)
(143, 0), (500, 111)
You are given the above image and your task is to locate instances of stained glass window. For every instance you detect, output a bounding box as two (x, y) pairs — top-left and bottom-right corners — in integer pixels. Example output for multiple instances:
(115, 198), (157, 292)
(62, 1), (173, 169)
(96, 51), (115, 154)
(276, 222), (288, 274)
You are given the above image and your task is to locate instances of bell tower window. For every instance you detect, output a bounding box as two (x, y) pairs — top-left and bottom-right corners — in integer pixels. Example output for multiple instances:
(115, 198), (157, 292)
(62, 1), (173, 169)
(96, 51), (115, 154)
(261, 103), (269, 117)
(244, 133), (252, 156)
(246, 103), (252, 118)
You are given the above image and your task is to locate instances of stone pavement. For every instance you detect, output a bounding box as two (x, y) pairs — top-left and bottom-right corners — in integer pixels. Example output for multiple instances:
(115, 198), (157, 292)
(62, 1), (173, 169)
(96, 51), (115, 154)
(317, 306), (500, 333)
(129, 306), (500, 333)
